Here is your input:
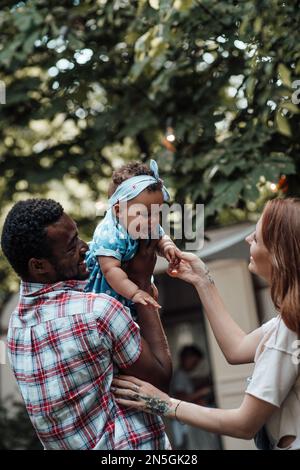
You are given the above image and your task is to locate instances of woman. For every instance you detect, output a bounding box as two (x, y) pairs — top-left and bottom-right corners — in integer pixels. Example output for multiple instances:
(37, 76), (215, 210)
(112, 198), (300, 450)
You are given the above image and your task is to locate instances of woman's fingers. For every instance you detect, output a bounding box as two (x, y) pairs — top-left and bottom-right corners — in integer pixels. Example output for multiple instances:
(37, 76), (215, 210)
(167, 261), (186, 276)
(112, 376), (173, 417)
(167, 268), (179, 277)
(179, 251), (198, 261)
(168, 258), (192, 271)
(112, 376), (145, 397)
(111, 378), (147, 409)
(112, 377), (141, 391)
(115, 398), (144, 409)
(114, 375), (142, 385)
(112, 387), (141, 399)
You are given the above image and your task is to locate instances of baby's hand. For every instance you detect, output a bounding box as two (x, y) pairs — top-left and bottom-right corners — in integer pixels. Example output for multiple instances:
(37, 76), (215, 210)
(131, 289), (161, 309)
(163, 245), (182, 271)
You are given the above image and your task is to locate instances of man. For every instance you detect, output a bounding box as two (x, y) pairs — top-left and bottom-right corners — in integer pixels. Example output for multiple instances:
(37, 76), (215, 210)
(1, 199), (172, 450)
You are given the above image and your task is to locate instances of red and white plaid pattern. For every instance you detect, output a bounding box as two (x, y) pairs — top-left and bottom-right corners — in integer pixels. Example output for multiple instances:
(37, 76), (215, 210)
(7, 281), (169, 450)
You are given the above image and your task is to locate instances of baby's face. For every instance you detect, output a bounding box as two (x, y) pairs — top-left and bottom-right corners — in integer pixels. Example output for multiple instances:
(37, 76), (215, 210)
(117, 189), (164, 239)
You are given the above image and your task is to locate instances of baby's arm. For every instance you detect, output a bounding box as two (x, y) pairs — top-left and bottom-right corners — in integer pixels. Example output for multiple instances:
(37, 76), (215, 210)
(99, 256), (161, 308)
(157, 235), (182, 270)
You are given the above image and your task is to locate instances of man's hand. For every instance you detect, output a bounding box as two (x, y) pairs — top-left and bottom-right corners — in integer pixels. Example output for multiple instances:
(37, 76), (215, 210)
(123, 239), (158, 289)
(119, 239), (172, 392)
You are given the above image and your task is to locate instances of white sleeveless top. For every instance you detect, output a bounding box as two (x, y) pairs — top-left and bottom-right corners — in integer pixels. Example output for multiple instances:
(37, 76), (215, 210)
(246, 315), (300, 450)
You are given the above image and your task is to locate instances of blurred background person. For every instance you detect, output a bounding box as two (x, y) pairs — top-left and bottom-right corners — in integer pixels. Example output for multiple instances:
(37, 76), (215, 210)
(170, 345), (220, 450)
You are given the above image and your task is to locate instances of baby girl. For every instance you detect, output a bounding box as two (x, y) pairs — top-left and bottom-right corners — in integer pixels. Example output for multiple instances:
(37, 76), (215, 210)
(85, 159), (181, 315)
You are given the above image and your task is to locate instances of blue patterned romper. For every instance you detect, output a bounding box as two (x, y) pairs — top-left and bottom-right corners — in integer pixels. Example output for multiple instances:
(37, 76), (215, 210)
(85, 209), (163, 319)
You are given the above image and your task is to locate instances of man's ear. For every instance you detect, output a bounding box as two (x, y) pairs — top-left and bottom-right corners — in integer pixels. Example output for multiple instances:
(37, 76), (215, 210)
(28, 258), (52, 277)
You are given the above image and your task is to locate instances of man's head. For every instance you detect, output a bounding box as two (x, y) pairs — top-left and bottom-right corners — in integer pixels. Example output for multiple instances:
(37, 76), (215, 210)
(179, 345), (204, 372)
(1, 199), (89, 283)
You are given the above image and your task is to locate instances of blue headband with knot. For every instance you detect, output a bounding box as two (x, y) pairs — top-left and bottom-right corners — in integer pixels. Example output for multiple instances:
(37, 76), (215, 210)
(108, 159), (170, 208)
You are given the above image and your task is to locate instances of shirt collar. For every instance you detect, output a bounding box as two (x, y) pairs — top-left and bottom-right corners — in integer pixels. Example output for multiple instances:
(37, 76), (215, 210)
(11, 279), (89, 326)
(20, 279), (88, 297)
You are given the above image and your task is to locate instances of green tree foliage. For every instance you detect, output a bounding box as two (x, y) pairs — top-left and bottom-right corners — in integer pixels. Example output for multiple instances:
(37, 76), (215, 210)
(0, 0), (300, 301)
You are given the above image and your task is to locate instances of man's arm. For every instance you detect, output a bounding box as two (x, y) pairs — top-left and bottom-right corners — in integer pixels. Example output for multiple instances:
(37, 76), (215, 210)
(121, 240), (172, 392)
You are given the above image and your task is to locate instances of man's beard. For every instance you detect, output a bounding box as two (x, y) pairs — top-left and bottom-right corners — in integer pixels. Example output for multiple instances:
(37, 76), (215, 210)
(51, 260), (89, 282)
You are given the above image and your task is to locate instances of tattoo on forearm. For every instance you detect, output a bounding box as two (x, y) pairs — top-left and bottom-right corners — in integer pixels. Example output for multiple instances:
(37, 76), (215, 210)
(134, 394), (171, 416)
(204, 265), (215, 285)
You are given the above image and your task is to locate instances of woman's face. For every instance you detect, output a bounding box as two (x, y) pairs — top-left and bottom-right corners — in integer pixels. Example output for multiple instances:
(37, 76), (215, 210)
(245, 216), (272, 283)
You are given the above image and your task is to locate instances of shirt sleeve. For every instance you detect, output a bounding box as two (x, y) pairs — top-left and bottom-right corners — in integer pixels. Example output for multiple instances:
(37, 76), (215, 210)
(95, 297), (142, 369)
(261, 316), (279, 336)
(246, 338), (299, 407)
(91, 220), (128, 261)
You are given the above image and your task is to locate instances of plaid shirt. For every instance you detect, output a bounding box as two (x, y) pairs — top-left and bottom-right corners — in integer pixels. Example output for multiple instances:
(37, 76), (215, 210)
(7, 280), (170, 450)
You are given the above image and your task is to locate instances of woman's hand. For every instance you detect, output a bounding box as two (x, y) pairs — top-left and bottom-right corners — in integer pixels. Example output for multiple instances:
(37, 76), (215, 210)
(112, 375), (176, 417)
(167, 251), (214, 286)
(163, 245), (182, 270)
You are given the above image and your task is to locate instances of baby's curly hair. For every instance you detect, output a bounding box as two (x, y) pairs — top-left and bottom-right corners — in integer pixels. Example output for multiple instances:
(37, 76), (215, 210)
(108, 161), (163, 197)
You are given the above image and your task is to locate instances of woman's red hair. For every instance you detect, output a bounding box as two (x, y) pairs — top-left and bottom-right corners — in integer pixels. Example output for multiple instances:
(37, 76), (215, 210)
(261, 198), (300, 335)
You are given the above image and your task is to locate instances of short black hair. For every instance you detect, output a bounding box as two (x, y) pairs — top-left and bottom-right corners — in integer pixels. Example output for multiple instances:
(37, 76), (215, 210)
(108, 161), (163, 197)
(1, 198), (64, 278)
(180, 345), (204, 361)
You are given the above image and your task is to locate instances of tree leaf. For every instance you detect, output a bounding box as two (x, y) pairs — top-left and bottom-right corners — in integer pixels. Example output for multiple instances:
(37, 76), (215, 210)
(275, 110), (292, 137)
(278, 63), (292, 87)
